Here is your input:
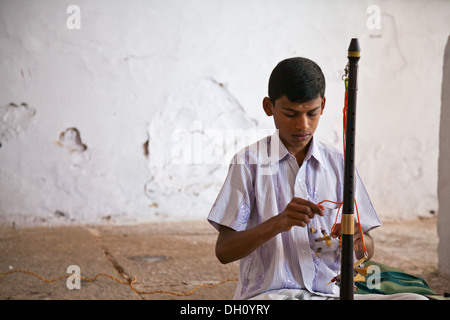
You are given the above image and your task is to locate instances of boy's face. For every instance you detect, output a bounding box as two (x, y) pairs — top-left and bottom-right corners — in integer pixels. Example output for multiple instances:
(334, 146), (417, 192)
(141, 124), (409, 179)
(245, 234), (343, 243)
(263, 95), (325, 155)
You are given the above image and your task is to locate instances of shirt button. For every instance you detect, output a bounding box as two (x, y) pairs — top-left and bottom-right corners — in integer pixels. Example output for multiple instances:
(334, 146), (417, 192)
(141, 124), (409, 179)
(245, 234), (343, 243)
(300, 249), (306, 254)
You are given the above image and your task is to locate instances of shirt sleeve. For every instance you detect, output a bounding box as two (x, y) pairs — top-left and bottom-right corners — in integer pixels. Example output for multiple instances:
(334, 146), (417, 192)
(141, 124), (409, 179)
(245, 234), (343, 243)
(207, 153), (256, 232)
(355, 168), (382, 233)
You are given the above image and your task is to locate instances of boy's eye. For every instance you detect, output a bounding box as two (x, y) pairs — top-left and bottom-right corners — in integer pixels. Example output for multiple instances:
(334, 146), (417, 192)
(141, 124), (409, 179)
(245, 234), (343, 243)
(284, 113), (296, 118)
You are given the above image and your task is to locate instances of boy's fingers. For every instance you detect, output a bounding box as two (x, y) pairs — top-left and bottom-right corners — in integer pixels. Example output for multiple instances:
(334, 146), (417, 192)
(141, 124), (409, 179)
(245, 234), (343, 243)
(291, 197), (324, 216)
(283, 210), (310, 228)
(331, 220), (363, 240)
(331, 225), (341, 238)
(288, 202), (316, 219)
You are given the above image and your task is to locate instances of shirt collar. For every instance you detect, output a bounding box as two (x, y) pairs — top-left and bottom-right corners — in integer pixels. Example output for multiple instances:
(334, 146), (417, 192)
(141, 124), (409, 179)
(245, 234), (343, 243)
(304, 136), (328, 171)
(269, 131), (328, 171)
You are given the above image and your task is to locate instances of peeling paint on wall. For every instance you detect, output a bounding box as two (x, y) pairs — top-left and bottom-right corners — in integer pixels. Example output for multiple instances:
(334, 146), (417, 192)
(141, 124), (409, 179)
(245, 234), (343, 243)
(56, 127), (87, 153)
(0, 102), (36, 148)
(142, 139), (149, 159)
(55, 127), (90, 169)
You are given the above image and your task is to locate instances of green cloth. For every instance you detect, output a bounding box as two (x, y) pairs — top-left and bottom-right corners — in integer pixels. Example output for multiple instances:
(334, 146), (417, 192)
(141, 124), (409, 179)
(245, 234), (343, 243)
(354, 260), (436, 295)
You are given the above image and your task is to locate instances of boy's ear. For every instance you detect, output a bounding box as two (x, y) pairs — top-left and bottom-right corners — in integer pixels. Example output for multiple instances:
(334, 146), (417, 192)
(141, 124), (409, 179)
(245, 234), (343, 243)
(320, 96), (326, 114)
(263, 97), (274, 116)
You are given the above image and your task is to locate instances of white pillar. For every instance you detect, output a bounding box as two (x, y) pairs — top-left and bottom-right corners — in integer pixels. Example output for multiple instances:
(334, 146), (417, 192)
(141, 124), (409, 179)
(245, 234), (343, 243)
(438, 36), (450, 277)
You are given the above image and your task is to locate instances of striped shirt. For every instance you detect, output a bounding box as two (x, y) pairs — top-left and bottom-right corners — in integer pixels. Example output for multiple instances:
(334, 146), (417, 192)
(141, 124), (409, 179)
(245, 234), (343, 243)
(208, 131), (381, 300)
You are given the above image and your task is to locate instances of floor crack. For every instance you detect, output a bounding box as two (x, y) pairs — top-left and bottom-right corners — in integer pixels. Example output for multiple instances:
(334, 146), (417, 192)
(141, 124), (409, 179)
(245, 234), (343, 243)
(85, 226), (143, 299)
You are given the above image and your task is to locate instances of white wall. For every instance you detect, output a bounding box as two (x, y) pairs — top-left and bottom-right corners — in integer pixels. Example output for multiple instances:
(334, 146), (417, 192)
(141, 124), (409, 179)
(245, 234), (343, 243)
(1, 0), (449, 226)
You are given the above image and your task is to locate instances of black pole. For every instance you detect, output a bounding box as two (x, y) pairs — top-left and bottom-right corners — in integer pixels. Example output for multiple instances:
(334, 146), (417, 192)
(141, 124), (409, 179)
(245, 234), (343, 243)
(339, 38), (360, 300)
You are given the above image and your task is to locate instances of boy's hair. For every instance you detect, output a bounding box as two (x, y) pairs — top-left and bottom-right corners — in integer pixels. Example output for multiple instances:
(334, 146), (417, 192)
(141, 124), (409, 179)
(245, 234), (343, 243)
(268, 57), (326, 104)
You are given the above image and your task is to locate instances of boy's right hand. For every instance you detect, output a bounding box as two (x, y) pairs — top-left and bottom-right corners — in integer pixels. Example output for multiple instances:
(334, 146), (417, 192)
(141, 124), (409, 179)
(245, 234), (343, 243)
(274, 197), (324, 232)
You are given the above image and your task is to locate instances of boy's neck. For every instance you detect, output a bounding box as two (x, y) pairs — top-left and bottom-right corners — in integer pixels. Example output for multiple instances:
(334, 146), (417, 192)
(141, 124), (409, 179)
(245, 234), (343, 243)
(294, 146), (309, 167)
(289, 139), (312, 167)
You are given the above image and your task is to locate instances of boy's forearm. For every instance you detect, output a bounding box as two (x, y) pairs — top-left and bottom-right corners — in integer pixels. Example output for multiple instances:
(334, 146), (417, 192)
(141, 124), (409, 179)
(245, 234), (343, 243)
(215, 216), (282, 264)
(215, 197), (324, 264)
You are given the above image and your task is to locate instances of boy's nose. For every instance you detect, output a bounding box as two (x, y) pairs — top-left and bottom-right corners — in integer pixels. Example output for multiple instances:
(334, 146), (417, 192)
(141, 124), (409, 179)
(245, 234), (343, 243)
(295, 114), (309, 130)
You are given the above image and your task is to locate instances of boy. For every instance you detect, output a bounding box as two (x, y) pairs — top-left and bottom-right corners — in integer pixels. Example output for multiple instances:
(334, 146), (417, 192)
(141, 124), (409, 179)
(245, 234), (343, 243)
(207, 57), (427, 300)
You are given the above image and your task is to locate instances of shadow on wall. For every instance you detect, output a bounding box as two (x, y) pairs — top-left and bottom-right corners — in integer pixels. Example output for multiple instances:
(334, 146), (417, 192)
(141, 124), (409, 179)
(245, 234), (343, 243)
(438, 35), (450, 277)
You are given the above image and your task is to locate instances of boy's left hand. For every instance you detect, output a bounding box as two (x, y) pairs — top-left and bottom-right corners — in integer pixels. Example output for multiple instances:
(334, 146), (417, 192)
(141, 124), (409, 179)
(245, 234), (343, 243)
(330, 220), (363, 249)
(331, 220), (374, 260)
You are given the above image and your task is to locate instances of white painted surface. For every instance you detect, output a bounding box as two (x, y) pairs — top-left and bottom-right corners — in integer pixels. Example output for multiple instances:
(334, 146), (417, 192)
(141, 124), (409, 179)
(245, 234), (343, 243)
(438, 36), (450, 277)
(0, 0), (449, 226)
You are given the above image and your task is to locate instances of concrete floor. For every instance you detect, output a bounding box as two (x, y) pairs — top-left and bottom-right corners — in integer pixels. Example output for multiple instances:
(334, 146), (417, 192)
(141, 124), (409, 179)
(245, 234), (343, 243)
(0, 217), (448, 300)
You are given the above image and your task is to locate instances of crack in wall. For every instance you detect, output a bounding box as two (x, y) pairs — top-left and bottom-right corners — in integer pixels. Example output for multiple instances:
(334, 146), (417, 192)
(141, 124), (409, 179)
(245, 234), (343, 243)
(381, 13), (408, 72)
(142, 77), (266, 219)
(209, 77), (259, 127)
